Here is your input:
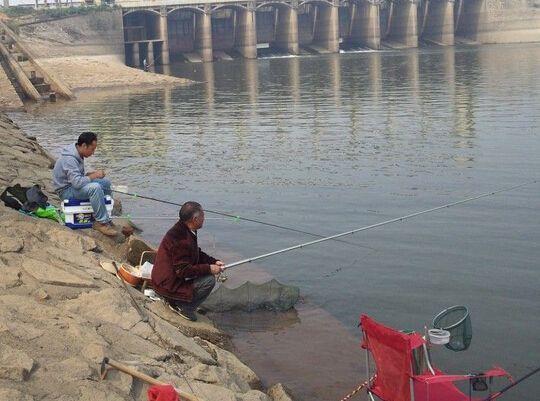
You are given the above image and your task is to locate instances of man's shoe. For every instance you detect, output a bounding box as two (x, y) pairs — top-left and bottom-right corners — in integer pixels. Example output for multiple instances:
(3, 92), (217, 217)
(168, 304), (197, 322)
(92, 221), (117, 237)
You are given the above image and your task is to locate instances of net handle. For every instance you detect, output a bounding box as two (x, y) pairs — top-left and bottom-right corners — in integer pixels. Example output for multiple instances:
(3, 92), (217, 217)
(433, 305), (470, 331)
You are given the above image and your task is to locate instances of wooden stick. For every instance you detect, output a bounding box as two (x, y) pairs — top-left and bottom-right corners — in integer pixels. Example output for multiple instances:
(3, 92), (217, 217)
(101, 358), (205, 401)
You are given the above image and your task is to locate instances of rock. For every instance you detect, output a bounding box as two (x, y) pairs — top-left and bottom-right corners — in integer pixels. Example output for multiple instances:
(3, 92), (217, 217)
(97, 323), (172, 361)
(267, 384), (295, 401)
(35, 288), (50, 301)
(46, 227), (98, 252)
(0, 263), (23, 289)
(101, 367), (133, 395)
(0, 344), (35, 381)
(0, 237), (24, 253)
(204, 341), (261, 389)
(51, 358), (94, 381)
(149, 312), (216, 365)
(22, 257), (97, 288)
(76, 382), (126, 401)
(186, 363), (250, 393)
(147, 301), (229, 346)
(0, 317), (44, 341)
(0, 388), (34, 401)
(183, 381), (239, 401)
(63, 288), (142, 330)
(81, 342), (109, 364)
(240, 390), (272, 401)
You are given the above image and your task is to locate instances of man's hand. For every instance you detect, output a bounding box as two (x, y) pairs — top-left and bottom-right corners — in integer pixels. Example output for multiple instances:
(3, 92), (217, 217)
(87, 170), (106, 180)
(210, 263), (224, 276)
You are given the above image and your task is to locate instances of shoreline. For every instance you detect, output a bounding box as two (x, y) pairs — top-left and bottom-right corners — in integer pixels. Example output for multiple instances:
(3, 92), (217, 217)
(0, 111), (294, 401)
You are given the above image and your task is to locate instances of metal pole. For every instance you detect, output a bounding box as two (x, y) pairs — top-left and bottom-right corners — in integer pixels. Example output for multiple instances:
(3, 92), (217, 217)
(224, 180), (536, 269)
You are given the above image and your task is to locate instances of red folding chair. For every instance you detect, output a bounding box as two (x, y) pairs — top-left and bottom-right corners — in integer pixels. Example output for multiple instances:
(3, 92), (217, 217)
(360, 315), (511, 401)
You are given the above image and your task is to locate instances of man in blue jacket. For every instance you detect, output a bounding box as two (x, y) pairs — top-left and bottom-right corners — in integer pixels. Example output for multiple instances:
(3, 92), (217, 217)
(52, 132), (116, 236)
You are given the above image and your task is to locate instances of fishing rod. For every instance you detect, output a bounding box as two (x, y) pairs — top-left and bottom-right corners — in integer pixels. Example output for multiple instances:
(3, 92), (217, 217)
(482, 366), (540, 401)
(223, 180), (537, 270)
(111, 189), (373, 250)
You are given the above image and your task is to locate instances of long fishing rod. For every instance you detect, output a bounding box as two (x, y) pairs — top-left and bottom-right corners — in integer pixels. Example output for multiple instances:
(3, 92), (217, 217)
(111, 189), (372, 250)
(223, 180), (537, 270)
(482, 366), (540, 401)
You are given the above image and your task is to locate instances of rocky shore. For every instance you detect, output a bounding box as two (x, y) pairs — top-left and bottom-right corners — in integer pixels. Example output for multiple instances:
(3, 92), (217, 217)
(0, 112), (294, 401)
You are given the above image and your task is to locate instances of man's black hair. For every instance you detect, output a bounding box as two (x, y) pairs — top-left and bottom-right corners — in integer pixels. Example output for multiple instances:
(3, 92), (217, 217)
(77, 132), (98, 146)
(179, 201), (203, 222)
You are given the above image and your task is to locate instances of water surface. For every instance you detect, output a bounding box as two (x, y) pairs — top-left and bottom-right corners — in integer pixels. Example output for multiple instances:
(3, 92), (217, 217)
(12, 44), (540, 400)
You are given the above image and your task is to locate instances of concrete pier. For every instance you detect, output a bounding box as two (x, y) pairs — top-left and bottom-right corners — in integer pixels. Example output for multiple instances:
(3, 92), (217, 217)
(271, 6), (300, 54)
(132, 42), (140, 66)
(195, 11), (213, 62)
(234, 6), (258, 58)
(347, 0), (380, 49)
(147, 41), (155, 65)
(421, 0), (454, 45)
(312, 3), (340, 53)
(385, 0), (418, 47)
(454, 0), (483, 41)
(159, 8), (171, 64)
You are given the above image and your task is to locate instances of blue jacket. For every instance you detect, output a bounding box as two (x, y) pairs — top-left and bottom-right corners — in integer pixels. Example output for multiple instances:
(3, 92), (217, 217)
(52, 144), (90, 193)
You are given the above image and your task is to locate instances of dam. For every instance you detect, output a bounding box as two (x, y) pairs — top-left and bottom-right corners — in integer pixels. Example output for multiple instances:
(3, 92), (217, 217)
(117, 0), (540, 64)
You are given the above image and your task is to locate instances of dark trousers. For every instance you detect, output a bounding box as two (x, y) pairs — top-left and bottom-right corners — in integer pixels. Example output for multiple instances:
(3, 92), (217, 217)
(171, 275), (216, 312)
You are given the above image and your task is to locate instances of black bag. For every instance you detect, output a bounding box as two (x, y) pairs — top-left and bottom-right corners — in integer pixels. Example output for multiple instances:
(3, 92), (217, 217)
(1, 184), (48, 213)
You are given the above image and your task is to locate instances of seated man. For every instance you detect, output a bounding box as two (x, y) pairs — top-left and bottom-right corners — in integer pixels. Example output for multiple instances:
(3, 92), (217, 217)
(52, 132), (116, 236)
(152, 201), (224, 321)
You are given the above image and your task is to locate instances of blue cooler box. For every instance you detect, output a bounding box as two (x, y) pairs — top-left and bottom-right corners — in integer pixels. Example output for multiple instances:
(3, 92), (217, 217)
(62, 196), (114, 229)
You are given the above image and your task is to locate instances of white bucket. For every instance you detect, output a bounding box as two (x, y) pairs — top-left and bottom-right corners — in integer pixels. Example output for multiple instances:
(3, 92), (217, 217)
(428, 329), (451, 345)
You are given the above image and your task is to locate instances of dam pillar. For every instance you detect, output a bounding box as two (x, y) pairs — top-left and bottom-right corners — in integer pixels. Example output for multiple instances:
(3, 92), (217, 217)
(147, 42), (155, 66)
(386, 0), (418, 47)
(271, 6), (300, 54)
(421, 0), (454, 45)
(348, 0), (381, 49)
(234, 4), (258, 59)
(454, 0), (484, 42)
(313, 3), (340, 53)
(159, 7), (170, 65)
(132, 42), (140, 67)
(195, 11), (213, 62)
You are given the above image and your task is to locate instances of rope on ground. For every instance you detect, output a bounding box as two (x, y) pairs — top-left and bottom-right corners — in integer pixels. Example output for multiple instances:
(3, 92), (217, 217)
(339, 376), (374, 401)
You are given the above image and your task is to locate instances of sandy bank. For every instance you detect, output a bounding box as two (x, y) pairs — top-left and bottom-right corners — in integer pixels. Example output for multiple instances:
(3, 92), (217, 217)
(0, 112), (294, 401)
(36, 55), (192, 92)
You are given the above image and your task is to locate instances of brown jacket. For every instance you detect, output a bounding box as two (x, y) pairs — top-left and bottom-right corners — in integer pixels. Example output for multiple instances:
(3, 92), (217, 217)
(151, 221), (217, 302)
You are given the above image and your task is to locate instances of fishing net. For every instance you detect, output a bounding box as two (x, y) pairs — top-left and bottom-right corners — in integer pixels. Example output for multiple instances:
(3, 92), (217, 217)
(432, 305), (472, 352)
(201, 279), (300, 313)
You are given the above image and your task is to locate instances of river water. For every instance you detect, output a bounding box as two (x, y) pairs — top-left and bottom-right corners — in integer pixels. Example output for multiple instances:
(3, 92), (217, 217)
(11, 44), (540, 400)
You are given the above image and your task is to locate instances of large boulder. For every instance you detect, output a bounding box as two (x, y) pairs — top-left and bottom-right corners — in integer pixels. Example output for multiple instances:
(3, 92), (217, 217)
(267, 383), (295, 401)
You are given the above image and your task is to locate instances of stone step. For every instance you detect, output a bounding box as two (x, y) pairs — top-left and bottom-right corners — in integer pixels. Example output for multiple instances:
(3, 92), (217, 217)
(11, 53), (28, 62)
(34, 82), (51, 94)
(29, 76), (45, 85)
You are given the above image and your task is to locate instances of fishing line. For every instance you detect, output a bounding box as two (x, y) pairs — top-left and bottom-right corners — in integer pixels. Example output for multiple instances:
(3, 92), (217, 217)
(111, 188), (375, 250)
(223, 180), (537, 270)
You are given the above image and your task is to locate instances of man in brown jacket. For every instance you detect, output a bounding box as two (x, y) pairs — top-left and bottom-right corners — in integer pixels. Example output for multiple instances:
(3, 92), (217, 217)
(151, 201), (224, 321)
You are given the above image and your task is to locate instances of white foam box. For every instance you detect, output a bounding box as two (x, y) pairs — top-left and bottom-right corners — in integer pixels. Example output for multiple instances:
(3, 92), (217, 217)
(62, 195), (114, 229)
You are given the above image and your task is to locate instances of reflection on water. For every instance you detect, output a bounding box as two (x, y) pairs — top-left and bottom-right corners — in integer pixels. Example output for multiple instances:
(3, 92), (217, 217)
(11, 44), (540, 401)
